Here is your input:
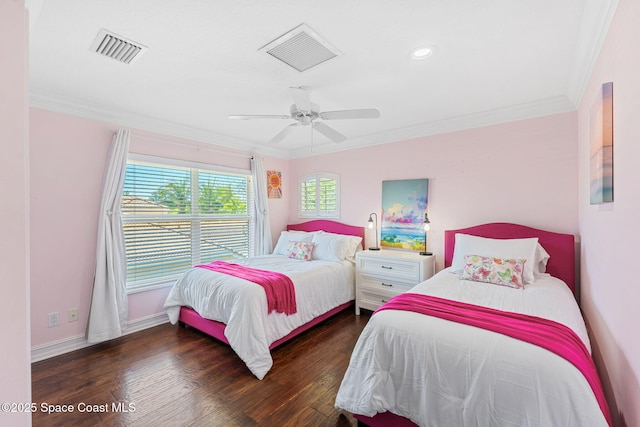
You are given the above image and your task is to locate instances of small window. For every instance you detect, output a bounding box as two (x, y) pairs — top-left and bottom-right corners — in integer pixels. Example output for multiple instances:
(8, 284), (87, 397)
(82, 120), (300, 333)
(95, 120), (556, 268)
(299, 173), (340, 218)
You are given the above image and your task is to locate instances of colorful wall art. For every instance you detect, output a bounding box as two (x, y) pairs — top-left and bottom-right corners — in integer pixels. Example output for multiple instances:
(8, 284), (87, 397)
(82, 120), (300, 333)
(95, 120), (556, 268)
(267, 170), (282, 198)
(590, 82), (614, 204)
(380, 178), (428, 250)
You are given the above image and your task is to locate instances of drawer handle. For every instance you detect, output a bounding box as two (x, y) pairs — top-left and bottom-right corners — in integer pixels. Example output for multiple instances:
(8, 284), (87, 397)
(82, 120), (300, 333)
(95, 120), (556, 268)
(381, 282), (393, 287)
(381, 265), (393, 270)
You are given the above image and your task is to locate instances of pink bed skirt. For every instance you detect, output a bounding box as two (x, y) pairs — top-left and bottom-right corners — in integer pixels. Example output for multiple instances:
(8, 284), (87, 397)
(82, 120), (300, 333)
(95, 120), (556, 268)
(354, 412), (417, 427)
(178, 300), (354, 350)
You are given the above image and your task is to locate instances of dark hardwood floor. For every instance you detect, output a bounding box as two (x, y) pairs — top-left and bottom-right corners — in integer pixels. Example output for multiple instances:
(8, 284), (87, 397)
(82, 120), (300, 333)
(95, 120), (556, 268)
(31, 308), (370, 427)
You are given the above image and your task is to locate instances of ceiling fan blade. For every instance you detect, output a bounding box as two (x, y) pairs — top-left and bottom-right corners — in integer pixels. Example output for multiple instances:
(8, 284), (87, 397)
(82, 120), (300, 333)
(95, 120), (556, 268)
(269, 123), (298, 144)
(313, 121), (347, 143)
(228, 114), (291, 120)
(289, 86), (313, 112)
(319, 108), (380, 120)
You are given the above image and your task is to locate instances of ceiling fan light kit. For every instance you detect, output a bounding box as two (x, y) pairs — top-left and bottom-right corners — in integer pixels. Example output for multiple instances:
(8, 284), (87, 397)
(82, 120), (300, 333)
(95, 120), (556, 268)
(229, 86), (380, 145)
(290, 102), (319, 125)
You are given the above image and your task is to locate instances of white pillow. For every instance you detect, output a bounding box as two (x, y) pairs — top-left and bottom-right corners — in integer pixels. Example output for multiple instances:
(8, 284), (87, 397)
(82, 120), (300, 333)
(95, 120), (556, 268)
(273, 231), (314, 255)
(311, 232), (353, 262)
(451, 234), (539, 284)
(315, 231), (363, 259)
(535, 243), (551, 275)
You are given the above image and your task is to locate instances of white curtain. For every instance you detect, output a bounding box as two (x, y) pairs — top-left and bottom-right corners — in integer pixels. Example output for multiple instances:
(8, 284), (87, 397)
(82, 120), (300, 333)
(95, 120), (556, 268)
(87, 129), (130, 343)
(251, 156), (273, 255)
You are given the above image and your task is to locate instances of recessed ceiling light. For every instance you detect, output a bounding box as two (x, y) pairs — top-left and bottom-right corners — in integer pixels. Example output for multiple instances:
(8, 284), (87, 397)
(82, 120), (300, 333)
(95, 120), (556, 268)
(411, 46), (434, 60)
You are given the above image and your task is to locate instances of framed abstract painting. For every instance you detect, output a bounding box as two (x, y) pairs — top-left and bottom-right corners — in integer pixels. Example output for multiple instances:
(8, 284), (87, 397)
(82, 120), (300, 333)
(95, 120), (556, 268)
(590, 82), (613, 204)
(380, 178), (428, 250)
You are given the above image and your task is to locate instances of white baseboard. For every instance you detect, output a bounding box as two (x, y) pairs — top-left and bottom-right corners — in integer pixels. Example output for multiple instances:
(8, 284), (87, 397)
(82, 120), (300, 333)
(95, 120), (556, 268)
(31, 312), (170, 363)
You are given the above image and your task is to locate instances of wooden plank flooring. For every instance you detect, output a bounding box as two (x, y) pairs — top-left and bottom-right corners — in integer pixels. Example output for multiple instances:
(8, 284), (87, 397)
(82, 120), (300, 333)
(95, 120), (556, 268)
(31, 308), (370, 427)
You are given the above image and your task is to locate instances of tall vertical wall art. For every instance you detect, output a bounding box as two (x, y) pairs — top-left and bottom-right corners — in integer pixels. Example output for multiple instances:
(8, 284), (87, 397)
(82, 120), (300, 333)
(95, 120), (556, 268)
(267, 170), (282, 198)
(590, 82), (614, 204)
(381, 178), (428, 250)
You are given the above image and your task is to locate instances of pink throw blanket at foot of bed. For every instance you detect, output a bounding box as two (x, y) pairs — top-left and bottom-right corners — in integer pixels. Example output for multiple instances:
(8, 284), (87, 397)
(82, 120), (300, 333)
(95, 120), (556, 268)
(375, 293), (612, 426)
(195, 260), (297, 315)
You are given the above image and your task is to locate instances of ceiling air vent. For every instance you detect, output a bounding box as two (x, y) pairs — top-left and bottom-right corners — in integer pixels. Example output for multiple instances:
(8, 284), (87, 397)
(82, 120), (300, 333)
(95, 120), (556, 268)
(259, 24), (341, 72)
(91, 29), (147, 64)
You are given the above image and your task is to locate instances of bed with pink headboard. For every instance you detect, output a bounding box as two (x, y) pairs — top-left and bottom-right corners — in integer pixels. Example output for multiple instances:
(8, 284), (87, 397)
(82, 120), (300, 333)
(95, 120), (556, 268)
(166, 220), (363, 379)
(338, 223), (610, 427)
(443, 222), (576, 294)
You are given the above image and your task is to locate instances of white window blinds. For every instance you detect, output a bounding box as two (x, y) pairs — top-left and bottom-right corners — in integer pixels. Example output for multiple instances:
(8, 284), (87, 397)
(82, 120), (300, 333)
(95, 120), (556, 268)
(299, 173), (339, 218)
(121, 158), (252, 290)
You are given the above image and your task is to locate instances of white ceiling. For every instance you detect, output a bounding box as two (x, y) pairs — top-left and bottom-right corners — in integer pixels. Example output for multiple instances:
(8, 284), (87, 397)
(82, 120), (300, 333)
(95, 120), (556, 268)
(27, 0), (617, 159)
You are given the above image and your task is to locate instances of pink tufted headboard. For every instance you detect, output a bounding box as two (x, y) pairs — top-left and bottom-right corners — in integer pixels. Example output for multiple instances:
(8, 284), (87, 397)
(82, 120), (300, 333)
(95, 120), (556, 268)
(444, 223), (576, 295)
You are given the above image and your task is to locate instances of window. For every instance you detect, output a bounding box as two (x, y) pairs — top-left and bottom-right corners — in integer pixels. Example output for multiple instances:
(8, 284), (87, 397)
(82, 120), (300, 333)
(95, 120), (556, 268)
(121, 156), (253, 292)
(299, 173), (340, 218)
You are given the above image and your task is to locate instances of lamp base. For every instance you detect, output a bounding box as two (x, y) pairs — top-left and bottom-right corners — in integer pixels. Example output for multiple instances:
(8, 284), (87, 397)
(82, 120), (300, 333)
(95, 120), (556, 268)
(368, 247), (381, 251)
(419, 251), (432, 256)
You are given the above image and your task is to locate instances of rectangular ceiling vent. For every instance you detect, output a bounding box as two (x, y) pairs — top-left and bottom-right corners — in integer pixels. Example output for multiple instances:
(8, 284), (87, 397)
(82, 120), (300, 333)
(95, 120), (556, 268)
(91, 29), (147, 64)
(259, 24), (341, 72)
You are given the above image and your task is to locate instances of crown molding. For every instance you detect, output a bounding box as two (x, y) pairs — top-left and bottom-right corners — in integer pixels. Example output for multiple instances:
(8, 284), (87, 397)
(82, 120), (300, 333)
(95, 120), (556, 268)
(288, 95), (576, 159)
(566, 0), (619, 107)
(29, 92), (294, 159)
(31, 91), (575, 161)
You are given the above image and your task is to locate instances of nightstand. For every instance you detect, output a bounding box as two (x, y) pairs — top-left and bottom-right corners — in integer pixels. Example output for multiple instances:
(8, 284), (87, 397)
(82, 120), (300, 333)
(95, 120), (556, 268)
(355, 250), (435, 314)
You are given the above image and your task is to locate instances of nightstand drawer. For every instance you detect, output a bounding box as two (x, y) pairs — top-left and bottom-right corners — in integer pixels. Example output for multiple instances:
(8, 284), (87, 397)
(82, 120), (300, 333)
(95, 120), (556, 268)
(359, 289), (397, 310)
(359, 276), (415, 293)
(355, 250), (435, 315)
(359, 257), (420, 282)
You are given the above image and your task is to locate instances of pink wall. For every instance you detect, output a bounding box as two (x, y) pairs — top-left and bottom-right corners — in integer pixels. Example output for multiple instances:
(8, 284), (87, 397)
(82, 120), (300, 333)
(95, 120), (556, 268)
(30, 110), (112, 345)
(0, 1), (31, 425)
(291, 112), (579, 271)
(577, 0), (640, 425)
(29, 110), (289, 346)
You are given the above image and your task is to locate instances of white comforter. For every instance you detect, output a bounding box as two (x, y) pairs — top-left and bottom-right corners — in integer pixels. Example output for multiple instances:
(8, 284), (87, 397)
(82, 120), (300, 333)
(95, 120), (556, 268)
(335, 268), (608, 427)
(164, 255), (354, 379)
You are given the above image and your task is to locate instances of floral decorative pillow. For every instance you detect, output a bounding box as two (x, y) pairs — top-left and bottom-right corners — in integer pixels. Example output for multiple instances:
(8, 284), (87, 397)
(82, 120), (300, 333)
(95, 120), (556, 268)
(286, 241), (315, 261)
(451, 234), (538, 284)
(460, 254), (526, 289)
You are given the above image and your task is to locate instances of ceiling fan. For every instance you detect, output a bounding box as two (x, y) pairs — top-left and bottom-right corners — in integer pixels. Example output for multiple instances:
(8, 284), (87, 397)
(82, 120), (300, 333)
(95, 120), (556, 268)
(229, 87), (380, 144)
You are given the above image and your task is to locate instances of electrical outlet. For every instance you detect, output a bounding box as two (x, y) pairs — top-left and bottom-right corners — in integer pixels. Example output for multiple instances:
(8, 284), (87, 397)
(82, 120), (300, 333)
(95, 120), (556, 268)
(68, 308), (78, 322)
(48, 312), (59, 327)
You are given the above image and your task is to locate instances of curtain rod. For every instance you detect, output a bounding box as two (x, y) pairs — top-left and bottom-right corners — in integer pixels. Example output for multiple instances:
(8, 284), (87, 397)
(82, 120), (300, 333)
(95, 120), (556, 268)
(125, 131), (255, 160)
